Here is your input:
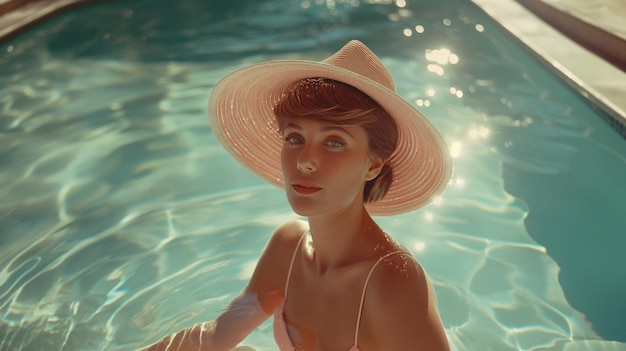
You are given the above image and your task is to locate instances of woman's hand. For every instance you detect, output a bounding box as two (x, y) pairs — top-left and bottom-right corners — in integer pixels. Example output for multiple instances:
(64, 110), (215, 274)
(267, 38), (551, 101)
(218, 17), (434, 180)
(138, 292), (270, 351)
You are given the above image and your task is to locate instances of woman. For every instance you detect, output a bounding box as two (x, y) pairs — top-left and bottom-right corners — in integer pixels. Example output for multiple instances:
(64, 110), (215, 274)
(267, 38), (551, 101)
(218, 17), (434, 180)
(141, 40), (452, 351)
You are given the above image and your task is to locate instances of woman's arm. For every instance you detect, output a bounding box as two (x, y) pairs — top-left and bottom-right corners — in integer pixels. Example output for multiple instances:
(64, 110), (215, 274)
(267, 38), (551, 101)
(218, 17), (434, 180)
(139, 291), (270, 351)
(139, 220), (306, 351)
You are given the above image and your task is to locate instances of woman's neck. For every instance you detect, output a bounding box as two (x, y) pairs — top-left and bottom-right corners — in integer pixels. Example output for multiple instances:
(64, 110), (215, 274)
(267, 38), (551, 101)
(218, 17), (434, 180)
(305, 207), (383, 274)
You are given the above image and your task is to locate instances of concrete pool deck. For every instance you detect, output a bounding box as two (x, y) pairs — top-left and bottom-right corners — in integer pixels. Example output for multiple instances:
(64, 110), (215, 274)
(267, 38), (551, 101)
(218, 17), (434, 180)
(1, 0), (625, 135)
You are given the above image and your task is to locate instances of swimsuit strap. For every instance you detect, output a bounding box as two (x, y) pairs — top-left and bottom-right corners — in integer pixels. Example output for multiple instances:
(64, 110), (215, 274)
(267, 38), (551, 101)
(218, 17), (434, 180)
(283, 230), (308, 298)
(353, 251), (411, 347)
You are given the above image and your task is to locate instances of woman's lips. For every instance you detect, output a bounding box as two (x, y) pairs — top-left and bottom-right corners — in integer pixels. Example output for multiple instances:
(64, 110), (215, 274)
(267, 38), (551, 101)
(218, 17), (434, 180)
(292, 184), (322, 195)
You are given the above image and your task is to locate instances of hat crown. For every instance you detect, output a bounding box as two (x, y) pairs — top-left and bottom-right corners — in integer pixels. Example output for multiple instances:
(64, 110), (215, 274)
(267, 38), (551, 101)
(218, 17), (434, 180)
(322, 40), (397, 92)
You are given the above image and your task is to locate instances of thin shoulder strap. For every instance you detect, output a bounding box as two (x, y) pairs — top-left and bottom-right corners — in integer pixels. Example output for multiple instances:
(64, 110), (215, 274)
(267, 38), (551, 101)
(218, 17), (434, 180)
(283, 230), (308, 298)
(353, 251), (411, 347)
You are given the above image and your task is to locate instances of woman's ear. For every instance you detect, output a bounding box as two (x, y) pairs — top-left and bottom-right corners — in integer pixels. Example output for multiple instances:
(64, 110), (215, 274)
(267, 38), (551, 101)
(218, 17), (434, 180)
(365, 155), (385, 181)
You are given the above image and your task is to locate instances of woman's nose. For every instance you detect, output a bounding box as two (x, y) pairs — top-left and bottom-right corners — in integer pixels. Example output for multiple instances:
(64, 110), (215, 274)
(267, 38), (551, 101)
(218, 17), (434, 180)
(297, 145), (318, 173)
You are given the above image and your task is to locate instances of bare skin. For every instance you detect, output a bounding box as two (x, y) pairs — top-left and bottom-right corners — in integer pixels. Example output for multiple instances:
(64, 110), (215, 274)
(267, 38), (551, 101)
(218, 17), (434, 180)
(140, 120), (449, 351)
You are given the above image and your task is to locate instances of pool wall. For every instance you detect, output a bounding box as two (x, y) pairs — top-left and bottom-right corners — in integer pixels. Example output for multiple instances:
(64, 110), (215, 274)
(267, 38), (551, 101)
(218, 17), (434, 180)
(470, 0), (626, 139)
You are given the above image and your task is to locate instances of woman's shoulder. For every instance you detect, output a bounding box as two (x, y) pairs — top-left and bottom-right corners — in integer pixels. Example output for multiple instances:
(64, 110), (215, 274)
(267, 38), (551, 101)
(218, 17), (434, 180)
(246, 220), (308, 299)
(362, 249), (433, 323)
(268, 219), (309, 248)
(363, 237), (425, 288)
(256, 219), (308, 271)
(362, 250), (450, 349)
(370, 249), (427, 295)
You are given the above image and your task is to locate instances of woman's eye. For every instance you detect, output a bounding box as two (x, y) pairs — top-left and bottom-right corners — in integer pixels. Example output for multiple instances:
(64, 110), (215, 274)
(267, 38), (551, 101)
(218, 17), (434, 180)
(327, 139), (344, 148)
(284, 134), (303, 145)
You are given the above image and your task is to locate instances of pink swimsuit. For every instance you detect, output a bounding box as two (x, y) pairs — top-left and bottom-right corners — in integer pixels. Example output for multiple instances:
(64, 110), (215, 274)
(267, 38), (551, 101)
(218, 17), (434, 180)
(273, 233), (408, 351)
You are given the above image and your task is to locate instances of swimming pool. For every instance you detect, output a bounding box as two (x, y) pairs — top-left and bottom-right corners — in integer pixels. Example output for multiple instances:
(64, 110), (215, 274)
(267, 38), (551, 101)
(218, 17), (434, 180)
(1, 0), (625, 350)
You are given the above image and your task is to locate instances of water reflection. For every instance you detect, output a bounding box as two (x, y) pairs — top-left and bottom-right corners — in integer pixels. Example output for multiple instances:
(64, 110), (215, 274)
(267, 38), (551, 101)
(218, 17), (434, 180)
(425, 48), (459, 77)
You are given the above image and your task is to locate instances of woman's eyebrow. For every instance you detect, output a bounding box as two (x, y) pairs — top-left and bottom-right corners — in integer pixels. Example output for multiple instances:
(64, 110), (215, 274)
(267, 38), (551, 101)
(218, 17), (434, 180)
(284, 122), (354, 138)
(284, 122), (301, 130)
(320, 125), (354, 138)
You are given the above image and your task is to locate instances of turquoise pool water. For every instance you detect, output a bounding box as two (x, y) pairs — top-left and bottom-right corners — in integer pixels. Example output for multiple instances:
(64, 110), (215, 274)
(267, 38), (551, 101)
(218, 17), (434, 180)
(1, 0), (625, 350)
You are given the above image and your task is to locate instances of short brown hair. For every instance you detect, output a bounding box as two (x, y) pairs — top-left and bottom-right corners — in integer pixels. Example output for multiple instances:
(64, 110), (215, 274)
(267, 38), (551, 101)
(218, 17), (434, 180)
(273, 78), (398, 203)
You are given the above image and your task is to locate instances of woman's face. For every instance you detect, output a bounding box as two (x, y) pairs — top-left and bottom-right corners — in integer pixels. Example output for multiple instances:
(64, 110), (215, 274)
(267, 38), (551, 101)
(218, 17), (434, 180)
(280, 118), (383, 217)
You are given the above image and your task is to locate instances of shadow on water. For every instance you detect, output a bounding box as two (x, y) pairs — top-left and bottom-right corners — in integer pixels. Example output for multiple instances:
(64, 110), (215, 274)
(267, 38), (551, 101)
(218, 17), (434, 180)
(436, 3), (626, 340)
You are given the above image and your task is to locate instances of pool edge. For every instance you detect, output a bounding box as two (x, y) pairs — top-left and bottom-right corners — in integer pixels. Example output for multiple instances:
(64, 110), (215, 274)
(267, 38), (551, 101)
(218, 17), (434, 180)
(470, 0), (626, 139)
(0, 0), (101, 42)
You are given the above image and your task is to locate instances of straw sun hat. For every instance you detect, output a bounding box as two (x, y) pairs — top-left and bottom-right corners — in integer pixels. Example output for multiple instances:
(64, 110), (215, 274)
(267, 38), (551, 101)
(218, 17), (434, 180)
(208, 40), (452, 216)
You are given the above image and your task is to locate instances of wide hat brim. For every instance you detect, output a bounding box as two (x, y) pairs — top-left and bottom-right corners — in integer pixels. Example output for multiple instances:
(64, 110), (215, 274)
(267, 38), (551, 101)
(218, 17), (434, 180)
(208, 41), (453, 216)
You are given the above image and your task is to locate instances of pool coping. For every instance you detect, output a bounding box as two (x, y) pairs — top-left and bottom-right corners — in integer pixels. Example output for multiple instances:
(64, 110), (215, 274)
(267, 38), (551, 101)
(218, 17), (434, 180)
(1, 0), (625, 137)
(515, 0), (625, 71)
(0, 0), (95, 42)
